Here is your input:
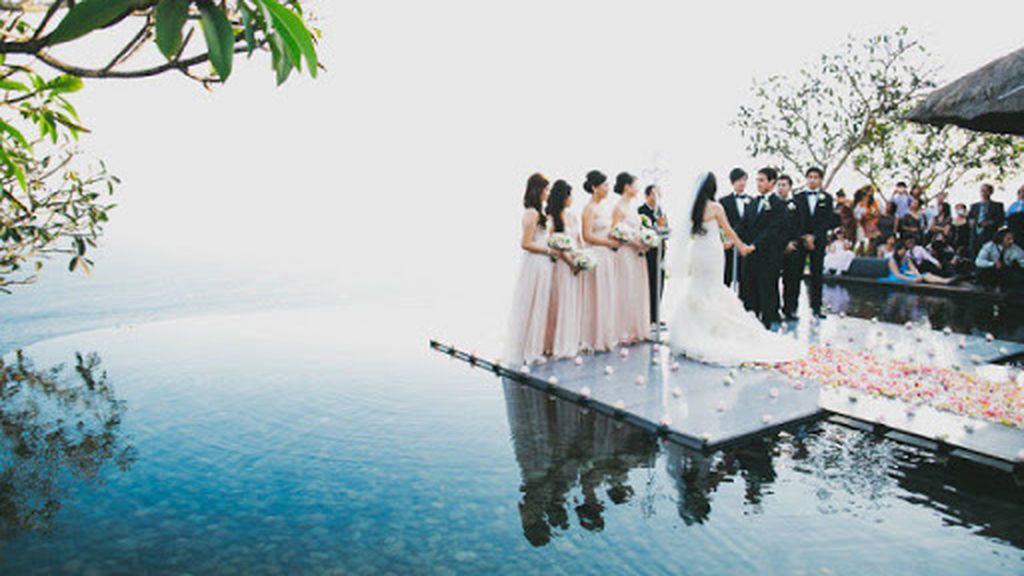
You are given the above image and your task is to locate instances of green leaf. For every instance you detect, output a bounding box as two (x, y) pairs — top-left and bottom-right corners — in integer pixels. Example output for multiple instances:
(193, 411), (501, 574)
(268, 34), (292, 85)
(198, 1), (235, 80)
(257, 0), (318, 77)
(0, 79), (29, 92)
(240, 3), (256, 57)
(45, 74), (84, 94)
(47, 0), (137, 46)
(155, 0), (191, 59)
(0, 119), (30, 149)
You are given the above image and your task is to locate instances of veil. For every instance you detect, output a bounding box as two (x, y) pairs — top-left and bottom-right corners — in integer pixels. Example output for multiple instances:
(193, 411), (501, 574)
(661, 171), (709, 322)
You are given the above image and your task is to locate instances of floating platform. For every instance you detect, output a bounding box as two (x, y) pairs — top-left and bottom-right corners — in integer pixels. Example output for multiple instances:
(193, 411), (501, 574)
(431, 316), (1024, 472)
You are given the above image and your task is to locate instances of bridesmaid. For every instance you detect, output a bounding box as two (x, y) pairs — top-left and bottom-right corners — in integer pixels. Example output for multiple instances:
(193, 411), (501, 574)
(611, 172), (650, 343)
(505, 173), (556, 366)
(545, 180), (583, 358)
(580, 170), (620, 352)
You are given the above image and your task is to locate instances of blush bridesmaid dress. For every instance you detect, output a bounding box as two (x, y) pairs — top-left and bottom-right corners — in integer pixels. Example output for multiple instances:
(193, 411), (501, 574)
(580, 203), (620, 352)
(505, 210), (555, 365)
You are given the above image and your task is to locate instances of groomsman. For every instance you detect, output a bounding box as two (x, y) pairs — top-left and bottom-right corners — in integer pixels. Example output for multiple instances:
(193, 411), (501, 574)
(639, 185), (668, 325)
(720, 168), (752, 288)
(794, 167), (835, 319)
(777, 175), (803, 321)
(741, 167), (785, 328)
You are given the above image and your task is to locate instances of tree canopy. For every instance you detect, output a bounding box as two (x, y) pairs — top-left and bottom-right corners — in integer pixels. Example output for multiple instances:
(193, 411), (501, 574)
(0, 1), (320, 292)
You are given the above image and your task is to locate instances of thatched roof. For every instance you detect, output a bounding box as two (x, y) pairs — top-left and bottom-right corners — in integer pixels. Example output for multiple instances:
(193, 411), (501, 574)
(907, 46), (1024, 135)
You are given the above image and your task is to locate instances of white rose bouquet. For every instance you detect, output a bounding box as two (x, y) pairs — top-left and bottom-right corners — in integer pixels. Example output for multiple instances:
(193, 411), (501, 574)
(610, 222), (636, 244)
(572, 250), (597, 273)
(639, 227), (660, 249)
(548, 233), (574, 252)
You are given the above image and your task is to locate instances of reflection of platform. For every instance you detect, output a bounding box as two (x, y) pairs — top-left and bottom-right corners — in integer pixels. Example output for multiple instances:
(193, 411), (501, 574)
(431, 316), (1024, 471)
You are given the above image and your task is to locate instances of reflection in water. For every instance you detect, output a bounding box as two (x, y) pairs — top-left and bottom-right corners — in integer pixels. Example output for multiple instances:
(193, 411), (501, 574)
(504, 379), (1024, 550)
(0, 351), (135, 539)
(502, 379), (658, 546)
(823, 283), (1024, 342)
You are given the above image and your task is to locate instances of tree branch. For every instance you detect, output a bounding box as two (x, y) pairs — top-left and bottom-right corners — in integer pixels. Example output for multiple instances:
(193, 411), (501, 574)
(33, 41), (265, 80)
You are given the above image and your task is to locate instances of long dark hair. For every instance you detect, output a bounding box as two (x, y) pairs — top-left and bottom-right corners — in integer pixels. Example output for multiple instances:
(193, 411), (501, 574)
(613, 172), (636, 195)
(691, 173), (717, 236)
(546, 180), (572, 233)
(524, 172), (549, 228)
(583, 170), (607, 194)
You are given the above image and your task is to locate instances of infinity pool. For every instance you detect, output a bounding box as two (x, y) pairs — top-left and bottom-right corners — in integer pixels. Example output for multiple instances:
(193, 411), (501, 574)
(1, 298), (1022, 575)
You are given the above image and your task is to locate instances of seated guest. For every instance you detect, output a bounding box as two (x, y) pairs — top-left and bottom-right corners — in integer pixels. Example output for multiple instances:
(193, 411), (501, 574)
(975, 228), (1024, 287)
(882, 243), (953, 285)
(823, 229), (855, 274)
(928, 232), (959, 274)
(904, 236), (946, 276)
(951, 202), (970, 254)
(876, 234), (896, 260)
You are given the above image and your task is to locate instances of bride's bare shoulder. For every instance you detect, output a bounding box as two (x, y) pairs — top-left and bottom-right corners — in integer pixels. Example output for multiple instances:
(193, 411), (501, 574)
(704, 201), (723, 221)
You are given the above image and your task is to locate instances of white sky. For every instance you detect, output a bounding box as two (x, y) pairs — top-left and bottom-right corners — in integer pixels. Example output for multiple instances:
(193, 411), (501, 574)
(57, 1), (1024, 308)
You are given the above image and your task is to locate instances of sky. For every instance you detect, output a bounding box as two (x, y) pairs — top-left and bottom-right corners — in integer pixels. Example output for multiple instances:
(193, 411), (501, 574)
(31, 0), (1024, 314)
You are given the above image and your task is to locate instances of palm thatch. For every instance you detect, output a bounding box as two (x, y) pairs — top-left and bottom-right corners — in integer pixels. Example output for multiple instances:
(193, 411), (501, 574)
(907, 46), (1024, 135)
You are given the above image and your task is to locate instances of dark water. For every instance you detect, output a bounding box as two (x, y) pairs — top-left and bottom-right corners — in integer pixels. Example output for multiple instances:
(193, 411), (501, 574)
(0, 281), (1022, 574)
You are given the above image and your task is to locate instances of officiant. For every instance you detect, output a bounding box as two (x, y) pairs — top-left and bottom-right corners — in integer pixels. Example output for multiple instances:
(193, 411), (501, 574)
(639, 185), (668, 325)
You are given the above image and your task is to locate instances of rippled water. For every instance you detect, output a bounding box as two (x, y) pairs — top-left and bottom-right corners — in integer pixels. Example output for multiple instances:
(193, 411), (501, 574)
(0, 279), (1022, 574)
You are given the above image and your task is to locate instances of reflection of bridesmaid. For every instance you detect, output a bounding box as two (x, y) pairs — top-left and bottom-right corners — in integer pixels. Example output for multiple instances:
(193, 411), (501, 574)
(545, 180), (583, 358)
(501, 379), (657, 547)
(505, 173), (555, 366)
(580, 170), (621, 352)
(611, 172), (650, 343)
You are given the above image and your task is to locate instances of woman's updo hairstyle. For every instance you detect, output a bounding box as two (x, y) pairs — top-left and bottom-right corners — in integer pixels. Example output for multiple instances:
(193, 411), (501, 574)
(613, 172), (636, 195)
(583, 170), (607, 194)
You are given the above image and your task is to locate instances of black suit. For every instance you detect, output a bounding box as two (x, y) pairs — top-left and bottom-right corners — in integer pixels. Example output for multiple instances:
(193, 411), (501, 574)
(638, 203), (666, 323)
(741, 193), (785, 327)
(720, 193), (752, 287)
(779, 196), (804, 319)
(793, 190), (835, 316)
(967, 200), (1005, 257)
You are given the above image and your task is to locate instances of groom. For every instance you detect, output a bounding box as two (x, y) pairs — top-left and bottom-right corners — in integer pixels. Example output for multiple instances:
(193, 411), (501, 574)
(794, 167), (835, 319)
(741, 167), (785, 328)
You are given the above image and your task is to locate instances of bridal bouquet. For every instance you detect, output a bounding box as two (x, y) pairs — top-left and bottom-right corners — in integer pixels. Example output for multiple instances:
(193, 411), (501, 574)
(610, 223), (636, 244)
(548, 233), (574, 252)
(572, 250), (597, 272)
(640, 214), (653, 229)
(639, 228), (660, 249)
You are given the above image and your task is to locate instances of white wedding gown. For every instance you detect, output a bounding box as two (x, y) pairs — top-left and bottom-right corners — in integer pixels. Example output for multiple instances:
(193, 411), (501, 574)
(667, 217), (807, 365)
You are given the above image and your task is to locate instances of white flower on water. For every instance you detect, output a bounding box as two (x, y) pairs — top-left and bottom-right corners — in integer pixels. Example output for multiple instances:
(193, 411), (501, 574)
(999, 347), (1009, 355)
(614, 400), (626, 410)
(904, 321), (913, 330)
(958, 337), (967, 349)
(579, 386), (592, 398)
(701, 431), (713, 442)
(604, 365), (614, 375)
(620, 348), (630, 358)
(762, 414), (774, 424)
(716, 401), (726, 412)
(635, 375), (646, 386)
(659, 415), (672, 427)
(723, 375), (734, 386)
(574, 356), (584, 366)
(521, 365), (531, 375)
(547, 376), (558, 385)
(871, 317), (879, 324)
(670, 361), (680, 371)
(672, 387), (682, 398)
(769, 388), (779, 399)
(970, 354), (982, 365)
(985, 332), (995, 342)
(1017, 448), (1024, 463)
(943, 326), (952, 336)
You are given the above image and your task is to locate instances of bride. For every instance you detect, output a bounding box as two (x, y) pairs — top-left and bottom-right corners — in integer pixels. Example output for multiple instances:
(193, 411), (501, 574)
(667, 172), (807, 365)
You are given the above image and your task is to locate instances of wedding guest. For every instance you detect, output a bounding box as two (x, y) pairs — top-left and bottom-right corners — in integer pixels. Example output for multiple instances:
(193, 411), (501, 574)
(611, 172), (650, 343)
(720, 168), (751, 288)
(580, 170), (620, 352)
(835, 190), (858, 248)
(904, 236), (945, 276)
(857, 187), (882, 247)
(899, 197), (926, 242)
(1008, 185), (1024, 249)
(968, 183), (1005, 257)
(928, 232), (959, 274)
(927, 201), (952, 242)
(925, 191), (950, 232)
(639, 184), (667, 326)
(975, 228), (1024, 287)
(778, 174), (803, 320)
(506, 173), (556, 365)
(823, 229), (855, 274)
(876, 235), (897, 260)
(794, 167), (834, 319)
(876, 201), (899, 248)
(851, 187), (869, 254)
(882, 243), (953, 285)
(910, 185), (925, 206)
(951, 203), (970, 254)
(740, 167), (785, 327)
(545, 180), (583, 359)
(891, 182), (911, 218)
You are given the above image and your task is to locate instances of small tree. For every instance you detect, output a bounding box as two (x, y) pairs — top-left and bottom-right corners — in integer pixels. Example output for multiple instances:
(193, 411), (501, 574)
(0, 1), (321, 292)
(733, 26), (1024, 198)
